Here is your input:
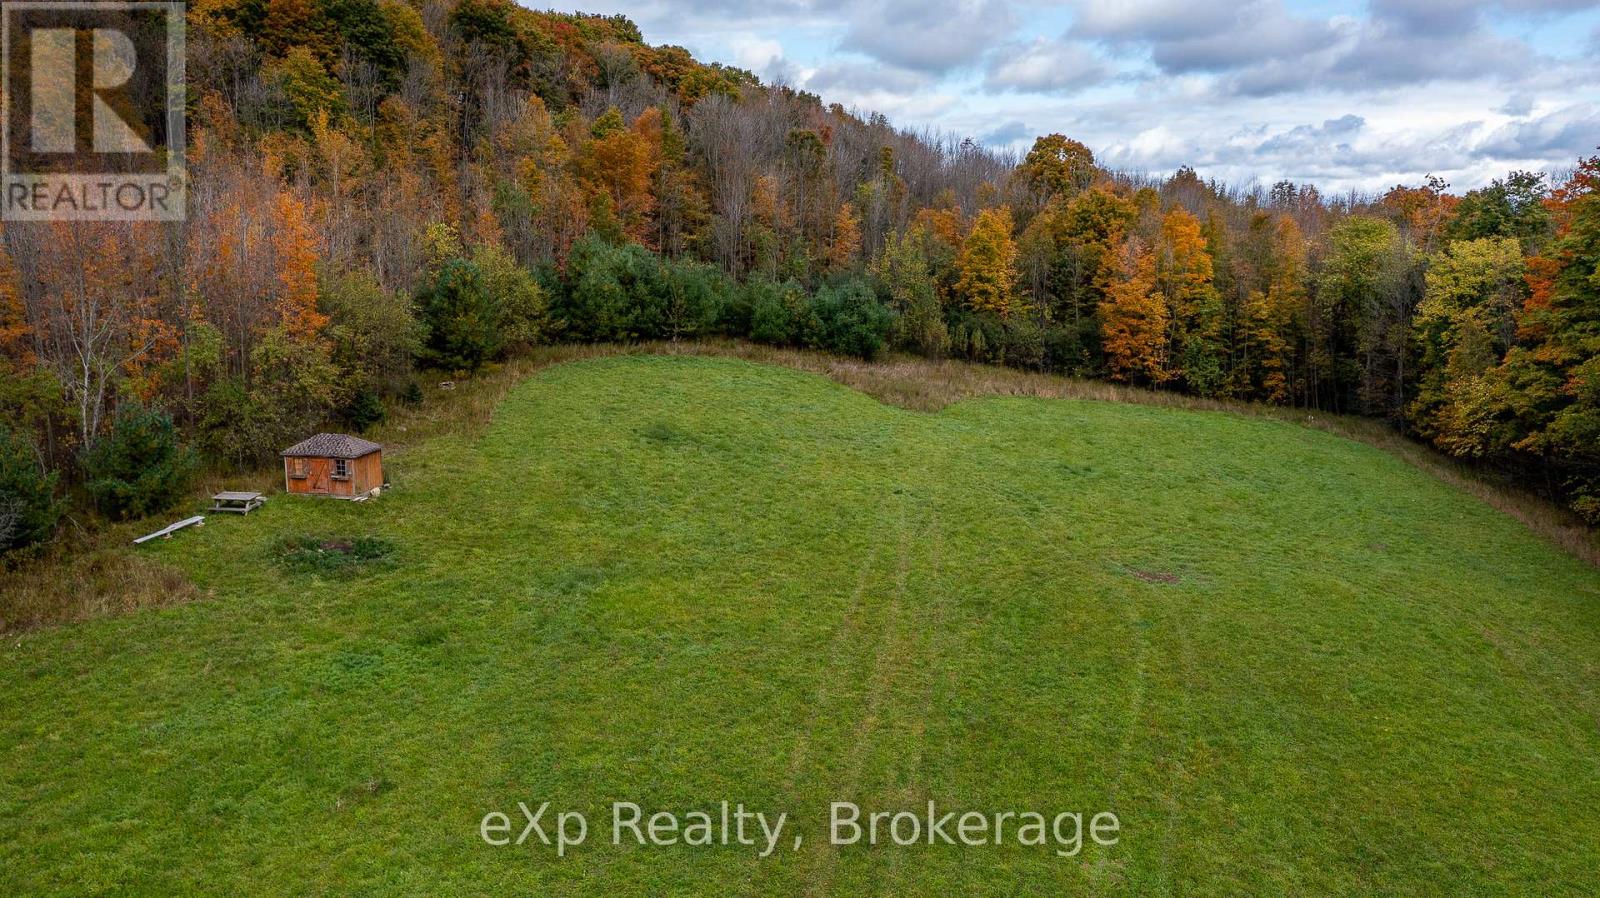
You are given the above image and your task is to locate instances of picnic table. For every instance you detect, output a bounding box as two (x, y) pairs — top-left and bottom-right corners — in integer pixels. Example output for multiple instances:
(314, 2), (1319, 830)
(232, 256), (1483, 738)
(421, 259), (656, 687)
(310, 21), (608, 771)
(210, 491), (265, 514)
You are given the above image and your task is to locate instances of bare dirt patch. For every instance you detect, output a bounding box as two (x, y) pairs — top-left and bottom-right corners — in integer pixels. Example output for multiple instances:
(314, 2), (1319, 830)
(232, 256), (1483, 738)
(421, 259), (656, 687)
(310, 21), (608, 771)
(1130, 569), (1181, 584)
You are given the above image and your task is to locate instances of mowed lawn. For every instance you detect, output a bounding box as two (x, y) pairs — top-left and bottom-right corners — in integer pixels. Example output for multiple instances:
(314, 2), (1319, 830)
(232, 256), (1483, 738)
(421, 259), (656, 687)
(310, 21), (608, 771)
(4, 355), (1600, 896)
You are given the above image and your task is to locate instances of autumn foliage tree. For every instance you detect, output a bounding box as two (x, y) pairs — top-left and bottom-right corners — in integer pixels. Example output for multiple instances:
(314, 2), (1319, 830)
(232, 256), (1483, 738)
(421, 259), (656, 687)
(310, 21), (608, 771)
(272, 191), (328, 342)
(1100, 239), (1169, 384)
(23, 222), (166, 447)
(1156, 208), (1225, 395)
(827, 203), (862, 272)
(577, 107), (662, 246)
(873, 228), (948, 357)
(1239, 216), (1306, 403)
(956, 207), (1020, 317)
(1491, 155), (1600, 519)
(1018, 134), (1097, 209)
(1381, 175), (1457, 254)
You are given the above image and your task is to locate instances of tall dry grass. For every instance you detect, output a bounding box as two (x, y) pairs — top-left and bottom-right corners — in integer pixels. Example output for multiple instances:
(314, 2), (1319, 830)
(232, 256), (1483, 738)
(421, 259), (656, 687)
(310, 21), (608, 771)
(1, 540), (201, 633)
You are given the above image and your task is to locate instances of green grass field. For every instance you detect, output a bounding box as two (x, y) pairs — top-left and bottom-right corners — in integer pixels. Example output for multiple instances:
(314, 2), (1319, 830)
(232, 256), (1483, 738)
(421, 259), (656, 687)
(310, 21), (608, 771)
(4, 355), (1599, 896)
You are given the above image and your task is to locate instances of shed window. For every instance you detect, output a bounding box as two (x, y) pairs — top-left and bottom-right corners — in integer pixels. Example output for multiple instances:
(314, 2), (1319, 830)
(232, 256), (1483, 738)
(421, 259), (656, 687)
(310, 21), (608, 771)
(289, 457), (308, 479)
(332, 458), (350, 480)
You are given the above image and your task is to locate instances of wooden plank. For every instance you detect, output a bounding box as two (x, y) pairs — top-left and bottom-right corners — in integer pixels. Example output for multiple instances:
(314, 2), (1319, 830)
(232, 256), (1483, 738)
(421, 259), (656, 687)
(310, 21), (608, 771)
(133, 515), (205, 545)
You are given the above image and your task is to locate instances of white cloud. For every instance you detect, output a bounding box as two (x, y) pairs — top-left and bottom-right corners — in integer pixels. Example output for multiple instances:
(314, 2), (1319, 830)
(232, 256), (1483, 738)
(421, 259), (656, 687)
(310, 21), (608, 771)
(1070, 0), (1237, 41)
(841, 0), (1017, 71)
(1475, 103), (1600, 159)
(984, 37), (1111, 93)
(1101, 124), (1185, 169)
(980, 119), (1035, 146)
(729, 35), (785, 72)
(807, 60), (931, 94)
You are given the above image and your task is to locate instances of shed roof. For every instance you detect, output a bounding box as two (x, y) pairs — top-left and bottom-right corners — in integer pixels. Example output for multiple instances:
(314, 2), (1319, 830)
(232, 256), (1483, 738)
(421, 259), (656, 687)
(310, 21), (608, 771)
(281, 433), (383, 459)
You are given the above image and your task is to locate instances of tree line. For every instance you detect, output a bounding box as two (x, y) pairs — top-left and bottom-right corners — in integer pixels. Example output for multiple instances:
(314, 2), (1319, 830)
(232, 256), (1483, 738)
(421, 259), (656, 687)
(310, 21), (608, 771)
(1, 0), (1596, 554)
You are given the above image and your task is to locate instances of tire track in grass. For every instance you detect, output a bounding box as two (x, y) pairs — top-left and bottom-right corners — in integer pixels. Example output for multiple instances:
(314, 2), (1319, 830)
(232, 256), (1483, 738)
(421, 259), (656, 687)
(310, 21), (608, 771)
(1155, 590), (1201, 894)
(779, 537), (886, 782)
(1089, 586), (1151, 896)
(737, 516), (887, 898)
(877, 444), (956, 895)
(875, 492), (937, 894)
(1089, 583), (1204, 897)
(800, 494), (919, 898)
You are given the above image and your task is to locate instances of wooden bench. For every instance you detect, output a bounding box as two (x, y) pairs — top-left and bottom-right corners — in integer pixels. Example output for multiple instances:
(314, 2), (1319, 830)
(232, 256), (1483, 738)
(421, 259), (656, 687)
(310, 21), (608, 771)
(210, 491), (265, 515)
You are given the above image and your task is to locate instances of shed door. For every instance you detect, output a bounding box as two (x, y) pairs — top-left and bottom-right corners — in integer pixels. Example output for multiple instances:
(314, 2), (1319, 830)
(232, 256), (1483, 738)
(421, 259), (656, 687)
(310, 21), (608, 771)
(308, 458), (332, 493)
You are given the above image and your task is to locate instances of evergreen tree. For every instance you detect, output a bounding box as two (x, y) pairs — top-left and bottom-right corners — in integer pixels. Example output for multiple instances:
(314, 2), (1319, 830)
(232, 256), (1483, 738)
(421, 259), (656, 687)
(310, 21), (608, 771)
(0, 424), (60, 552)
(82, 406), (195, 521)
(419, 258), (502, 371)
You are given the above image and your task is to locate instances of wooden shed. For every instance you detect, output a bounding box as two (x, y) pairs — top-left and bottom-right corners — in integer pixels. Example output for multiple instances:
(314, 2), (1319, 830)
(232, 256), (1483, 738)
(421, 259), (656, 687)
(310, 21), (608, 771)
(281, 433), (384, 499)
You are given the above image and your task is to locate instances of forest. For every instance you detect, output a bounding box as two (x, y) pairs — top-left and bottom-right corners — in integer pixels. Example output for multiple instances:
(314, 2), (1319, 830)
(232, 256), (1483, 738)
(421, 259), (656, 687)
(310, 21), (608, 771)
(1, 0), (1597, 555)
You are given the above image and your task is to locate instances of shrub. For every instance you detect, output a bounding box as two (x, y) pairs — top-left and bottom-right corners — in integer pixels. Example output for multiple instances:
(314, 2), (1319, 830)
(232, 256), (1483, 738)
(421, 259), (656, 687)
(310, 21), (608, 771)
(747, 279), (796, 345)
(558, 237), (734, 342)
(243, 327), (345, 464)
(342, 387), (387, 431)
(891, 293), (950, 358)
(720, 279), (755, 337)
(475, 244), (547, 351)
(743, 279), (817, 348)
(998, 317), (1047, 370)
(559, 235), (660, 342)
(195, 378), (261, 470)
(82, 406), (195, 521)
(419, 257), (502, 371)
(0, 424), (61, 553)
(320, 267), (422, 398)
(1044, 321), (1100, 376)
(955, 313), (1004, 364)
(811, 279), (894, 360)
(192, 362), (339, 471)
(654, 258), (729, 340)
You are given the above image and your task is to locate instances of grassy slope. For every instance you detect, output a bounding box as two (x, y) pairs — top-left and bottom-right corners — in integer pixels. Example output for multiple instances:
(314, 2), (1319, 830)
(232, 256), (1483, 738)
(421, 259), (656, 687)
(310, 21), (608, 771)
(2, 355), (1598, 896)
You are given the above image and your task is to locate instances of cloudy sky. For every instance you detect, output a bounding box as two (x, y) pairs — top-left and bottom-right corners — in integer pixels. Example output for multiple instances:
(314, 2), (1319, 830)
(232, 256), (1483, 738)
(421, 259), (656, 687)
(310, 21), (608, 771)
(549, 0), (1600, 194)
